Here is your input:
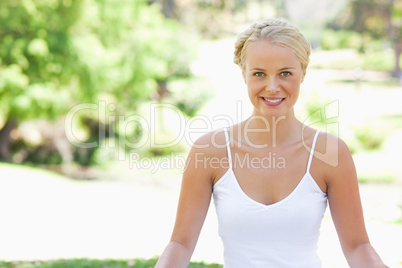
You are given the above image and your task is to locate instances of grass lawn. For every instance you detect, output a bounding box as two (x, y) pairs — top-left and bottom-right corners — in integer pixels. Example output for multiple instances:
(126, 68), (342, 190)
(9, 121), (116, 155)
(0, 258), (223, 268)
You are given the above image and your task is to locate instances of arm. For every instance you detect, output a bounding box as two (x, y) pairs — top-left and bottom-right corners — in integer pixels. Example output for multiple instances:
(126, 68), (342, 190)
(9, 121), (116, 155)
(155, 241), (193, 268)
(323, 136), (388, 268)
(156, 134), (217, 268)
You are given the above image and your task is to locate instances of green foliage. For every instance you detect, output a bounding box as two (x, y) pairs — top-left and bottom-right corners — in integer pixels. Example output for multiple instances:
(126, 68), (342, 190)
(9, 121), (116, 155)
(0, 258), (223, 268)
(0, 0), (198, 114)
(232, 0), (248, 13)
(301, 92), (335, 131)
(320, 29), (363, 50)
(0, 0), (82, 120)
(345, 123), (388, 154)
(168, 78), (215, 118)
(304, 95), (328, 125)
(319, 29), (394, 71)
(11, 138), (63, 165)
(309, 49), (394, 71)
(329, 0), (390, 38)
(362, 51), (394, 72)
(358, 175), (396, 183)
(353, 125), (386, 151)
(326, 0), (402, 74)
(71, 0), (198, 107)
(0, 0), (206, 164)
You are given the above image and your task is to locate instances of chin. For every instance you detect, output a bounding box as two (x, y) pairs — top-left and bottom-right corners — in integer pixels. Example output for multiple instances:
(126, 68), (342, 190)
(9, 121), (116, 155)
(253, 110), (287, 120)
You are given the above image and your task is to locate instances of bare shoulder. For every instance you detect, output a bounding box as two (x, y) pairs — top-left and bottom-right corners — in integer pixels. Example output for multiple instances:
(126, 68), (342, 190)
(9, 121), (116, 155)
(314, 132), (351, 166)
(185, 128), (230, 184)
(314, 131), (356, 184)
(189, 128), (228, 157)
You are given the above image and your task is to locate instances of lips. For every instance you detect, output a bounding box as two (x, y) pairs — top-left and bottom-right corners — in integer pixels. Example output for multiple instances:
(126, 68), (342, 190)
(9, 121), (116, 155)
(261, 97), (285, 106)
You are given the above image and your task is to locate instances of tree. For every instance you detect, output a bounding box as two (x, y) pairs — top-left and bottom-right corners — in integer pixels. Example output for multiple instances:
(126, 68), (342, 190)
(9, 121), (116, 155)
(0, 0), (201, 166)
(148, 0), (176, 18)
(330, 0), (402, 76)
(0, 0), (84, 160)
(388, 0), (402, 76)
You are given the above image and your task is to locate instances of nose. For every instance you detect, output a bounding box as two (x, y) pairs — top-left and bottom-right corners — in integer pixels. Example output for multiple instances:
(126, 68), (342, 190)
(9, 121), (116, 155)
(265, 78), (280, 94)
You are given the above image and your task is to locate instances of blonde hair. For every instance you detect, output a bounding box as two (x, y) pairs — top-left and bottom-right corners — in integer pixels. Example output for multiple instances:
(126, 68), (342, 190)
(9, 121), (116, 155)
(234, 18), (311, 72)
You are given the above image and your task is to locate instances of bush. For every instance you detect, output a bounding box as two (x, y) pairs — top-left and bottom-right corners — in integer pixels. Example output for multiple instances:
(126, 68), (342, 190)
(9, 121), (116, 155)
(320, 29), (363, 51)
(354, 125), (387, 151)
(317, 29), (394, 72)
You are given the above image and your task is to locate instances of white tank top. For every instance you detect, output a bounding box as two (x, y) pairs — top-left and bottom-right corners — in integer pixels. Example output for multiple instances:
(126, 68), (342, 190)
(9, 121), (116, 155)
(213, 129), (328, 268)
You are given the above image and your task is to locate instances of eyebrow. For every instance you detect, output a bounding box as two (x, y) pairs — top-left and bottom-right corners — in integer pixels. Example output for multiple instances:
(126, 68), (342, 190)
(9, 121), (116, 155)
(250, 68), (266, 71)
(249, 67), (296, 72)
(279, 67), (296, 71)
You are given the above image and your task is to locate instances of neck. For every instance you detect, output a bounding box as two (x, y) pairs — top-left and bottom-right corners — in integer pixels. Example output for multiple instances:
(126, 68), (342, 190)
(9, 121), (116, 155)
(241, 111), (302, 148)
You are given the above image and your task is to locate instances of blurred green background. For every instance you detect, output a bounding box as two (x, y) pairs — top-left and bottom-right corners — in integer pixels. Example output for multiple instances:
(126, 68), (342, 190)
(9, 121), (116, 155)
(1, 0), (402, 267)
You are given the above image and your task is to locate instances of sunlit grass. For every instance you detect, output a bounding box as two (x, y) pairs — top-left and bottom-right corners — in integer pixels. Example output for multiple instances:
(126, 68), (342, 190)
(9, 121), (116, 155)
(358, 175), (396, 184)
(0, 258), (223, 268)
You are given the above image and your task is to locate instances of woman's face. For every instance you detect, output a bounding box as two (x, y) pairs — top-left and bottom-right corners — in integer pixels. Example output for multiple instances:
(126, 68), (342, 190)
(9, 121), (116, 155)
(243, 40), (306, 119)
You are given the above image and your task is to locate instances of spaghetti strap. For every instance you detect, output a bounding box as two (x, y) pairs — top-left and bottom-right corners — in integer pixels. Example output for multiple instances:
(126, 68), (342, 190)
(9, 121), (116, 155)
(306, 131), (320, 173)
(224, 128), (232, 169)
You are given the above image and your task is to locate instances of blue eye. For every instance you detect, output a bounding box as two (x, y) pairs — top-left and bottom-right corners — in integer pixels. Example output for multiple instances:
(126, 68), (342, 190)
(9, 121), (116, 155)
(281, 71), (291, 77)
(254, 72), (264, 77)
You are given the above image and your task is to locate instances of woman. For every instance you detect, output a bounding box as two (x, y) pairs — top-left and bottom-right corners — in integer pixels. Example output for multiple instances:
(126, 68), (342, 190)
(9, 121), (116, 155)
(156, 18), (387, 267)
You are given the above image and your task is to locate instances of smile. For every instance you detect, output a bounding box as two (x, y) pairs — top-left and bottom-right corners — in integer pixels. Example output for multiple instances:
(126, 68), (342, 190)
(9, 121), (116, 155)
(261, 97), (285, 106)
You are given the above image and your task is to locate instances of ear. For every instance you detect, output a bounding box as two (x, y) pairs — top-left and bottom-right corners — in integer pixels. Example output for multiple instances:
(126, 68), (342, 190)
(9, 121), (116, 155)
(242, 70), (247, 83)
(301, 70), (306, 83)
